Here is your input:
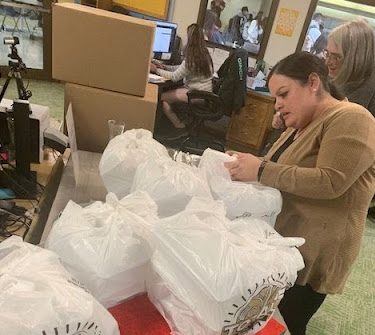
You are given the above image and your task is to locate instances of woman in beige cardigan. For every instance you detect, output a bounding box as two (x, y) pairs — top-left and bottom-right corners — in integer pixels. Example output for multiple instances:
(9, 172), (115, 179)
(225, 52), (375, 335)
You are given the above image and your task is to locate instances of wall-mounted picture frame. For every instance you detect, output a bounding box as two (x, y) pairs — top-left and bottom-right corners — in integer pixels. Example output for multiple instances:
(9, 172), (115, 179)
(112, 0), (170, 20)
(197, 0), (280, 59)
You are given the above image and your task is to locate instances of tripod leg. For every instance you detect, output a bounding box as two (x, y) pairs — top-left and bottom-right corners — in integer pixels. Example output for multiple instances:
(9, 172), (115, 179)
(0, 72), (13, 103)
(15, 73), (31, 102)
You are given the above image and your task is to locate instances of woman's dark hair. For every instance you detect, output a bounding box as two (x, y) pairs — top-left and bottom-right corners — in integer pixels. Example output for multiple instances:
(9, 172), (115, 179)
(268, 51), (345, 100)
(185, 23), (213, 77)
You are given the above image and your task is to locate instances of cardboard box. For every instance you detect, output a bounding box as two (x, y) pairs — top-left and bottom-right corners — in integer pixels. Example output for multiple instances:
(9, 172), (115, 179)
(64, 82), (158, 153)
(53, 3), (155, 97)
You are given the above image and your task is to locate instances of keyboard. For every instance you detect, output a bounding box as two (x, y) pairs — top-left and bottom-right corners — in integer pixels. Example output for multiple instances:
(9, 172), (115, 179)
(151, 58), (164, 66)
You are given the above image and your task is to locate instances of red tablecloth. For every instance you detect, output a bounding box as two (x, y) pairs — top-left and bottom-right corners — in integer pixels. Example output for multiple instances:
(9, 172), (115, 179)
(108, 294), (286, 335)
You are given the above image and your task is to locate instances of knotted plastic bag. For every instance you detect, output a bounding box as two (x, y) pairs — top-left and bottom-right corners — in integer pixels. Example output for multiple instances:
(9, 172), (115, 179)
(45, 191), (157, 307)
(99, 129), (169, 198)
(148, 199), (304, 334)
(0, 236), (119, 335)
(131, 156), (212, 217)
(199, 148), (282, 225)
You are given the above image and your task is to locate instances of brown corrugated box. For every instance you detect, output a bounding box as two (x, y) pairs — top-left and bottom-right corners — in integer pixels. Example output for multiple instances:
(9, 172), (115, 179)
(53, 3), (155, 97)
(64, 82), (158, 153)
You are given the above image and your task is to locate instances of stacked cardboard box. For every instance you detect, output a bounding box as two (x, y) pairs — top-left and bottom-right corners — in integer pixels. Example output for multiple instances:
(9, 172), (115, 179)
(53, 3), (158, 153)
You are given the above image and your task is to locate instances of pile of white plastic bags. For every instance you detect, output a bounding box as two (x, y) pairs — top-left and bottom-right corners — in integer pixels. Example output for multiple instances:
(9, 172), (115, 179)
(15, 128), (305, 335)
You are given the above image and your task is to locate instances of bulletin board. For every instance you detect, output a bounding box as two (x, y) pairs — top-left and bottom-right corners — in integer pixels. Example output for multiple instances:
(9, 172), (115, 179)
(275, 8), (300, 37)
(112, 0), (170, 19)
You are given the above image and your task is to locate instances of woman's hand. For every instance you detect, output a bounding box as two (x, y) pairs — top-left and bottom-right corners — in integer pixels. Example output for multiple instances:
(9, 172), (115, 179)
(272, 112), (285, 129)
(150, 63), (158, 73)
(224, 151), (262, 181)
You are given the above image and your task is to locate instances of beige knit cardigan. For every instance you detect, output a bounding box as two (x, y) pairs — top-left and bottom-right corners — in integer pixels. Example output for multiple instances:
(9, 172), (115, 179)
(261, 101), (375, 294)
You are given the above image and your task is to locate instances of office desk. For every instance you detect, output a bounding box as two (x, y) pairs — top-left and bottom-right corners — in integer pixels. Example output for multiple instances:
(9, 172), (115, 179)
(226, 89), (275, 155)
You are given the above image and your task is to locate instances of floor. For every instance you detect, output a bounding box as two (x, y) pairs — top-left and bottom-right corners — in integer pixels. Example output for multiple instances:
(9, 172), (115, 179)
(308, 218), (375, 335)
(0, 77), (64, 122)
(0, 9), (44, 70)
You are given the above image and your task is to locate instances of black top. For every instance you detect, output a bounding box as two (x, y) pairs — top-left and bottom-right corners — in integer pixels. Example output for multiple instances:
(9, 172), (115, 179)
(270, 129), (297, 163)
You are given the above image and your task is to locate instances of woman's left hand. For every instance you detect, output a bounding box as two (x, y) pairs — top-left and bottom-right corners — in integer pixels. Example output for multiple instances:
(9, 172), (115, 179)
(150, 63), (158, 73)
(224, 151), (262, 181)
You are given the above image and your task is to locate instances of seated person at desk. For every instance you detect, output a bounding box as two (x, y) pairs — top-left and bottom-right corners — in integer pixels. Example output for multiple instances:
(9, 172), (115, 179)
(150, 23), (214, 140)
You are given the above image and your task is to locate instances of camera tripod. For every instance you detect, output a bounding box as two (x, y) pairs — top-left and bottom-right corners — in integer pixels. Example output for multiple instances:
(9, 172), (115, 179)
(0, 38), (32, 104)
(0, 37), (36, 199)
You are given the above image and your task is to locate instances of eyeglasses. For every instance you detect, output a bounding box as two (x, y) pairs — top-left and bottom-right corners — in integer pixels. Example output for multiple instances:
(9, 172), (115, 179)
(322, 49), (343, 63)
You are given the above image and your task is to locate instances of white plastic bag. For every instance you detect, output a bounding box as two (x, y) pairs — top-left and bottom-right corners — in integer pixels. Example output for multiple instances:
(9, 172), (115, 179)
(148, 261), (216, 335)
(198, 148), (235, 181)
(229, 217), (305, 248)
(148, 202), (304, 334)
(210, 177), (282, 225)
(45, 191), (157, 308)
(199, 148), (282, 225)
(131, 156), (212, 217)
(99, 129), (169, 198)
(0, 236), (119, 335)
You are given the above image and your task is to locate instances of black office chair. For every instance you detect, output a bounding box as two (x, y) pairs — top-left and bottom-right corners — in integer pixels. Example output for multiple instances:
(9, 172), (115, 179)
(178, 48), (249, 155)
(178, 89), (225, 155)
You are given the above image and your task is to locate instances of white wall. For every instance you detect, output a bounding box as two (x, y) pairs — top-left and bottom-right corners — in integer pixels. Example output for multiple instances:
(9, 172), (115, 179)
(260, 0), (273, 15)
(170, 0), (201, 44)
(263, 0), (313, 66)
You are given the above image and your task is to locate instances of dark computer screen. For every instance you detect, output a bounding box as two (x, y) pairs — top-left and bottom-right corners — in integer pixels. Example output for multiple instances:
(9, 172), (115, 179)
(153, 21), (177, 61)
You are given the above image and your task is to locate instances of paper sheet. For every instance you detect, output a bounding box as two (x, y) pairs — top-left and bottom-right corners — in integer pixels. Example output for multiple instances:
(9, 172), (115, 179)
(148, 73), (165, 83)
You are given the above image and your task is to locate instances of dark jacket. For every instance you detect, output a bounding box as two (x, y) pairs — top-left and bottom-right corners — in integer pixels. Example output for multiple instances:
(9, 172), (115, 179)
(343, 69), (375, 117)
(216, 48), (248, 116)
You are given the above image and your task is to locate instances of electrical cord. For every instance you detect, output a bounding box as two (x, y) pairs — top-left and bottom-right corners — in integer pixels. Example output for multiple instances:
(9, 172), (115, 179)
(0, 208), (31, 239)
(5, 161), (45, 192)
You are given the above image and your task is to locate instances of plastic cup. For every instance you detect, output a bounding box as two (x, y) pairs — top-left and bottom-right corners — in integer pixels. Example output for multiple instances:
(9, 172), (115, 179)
(108, 120), (125, 140)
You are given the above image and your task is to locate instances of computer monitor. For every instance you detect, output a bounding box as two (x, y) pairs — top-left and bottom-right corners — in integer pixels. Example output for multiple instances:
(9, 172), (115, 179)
(153, 21), (177, 61)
